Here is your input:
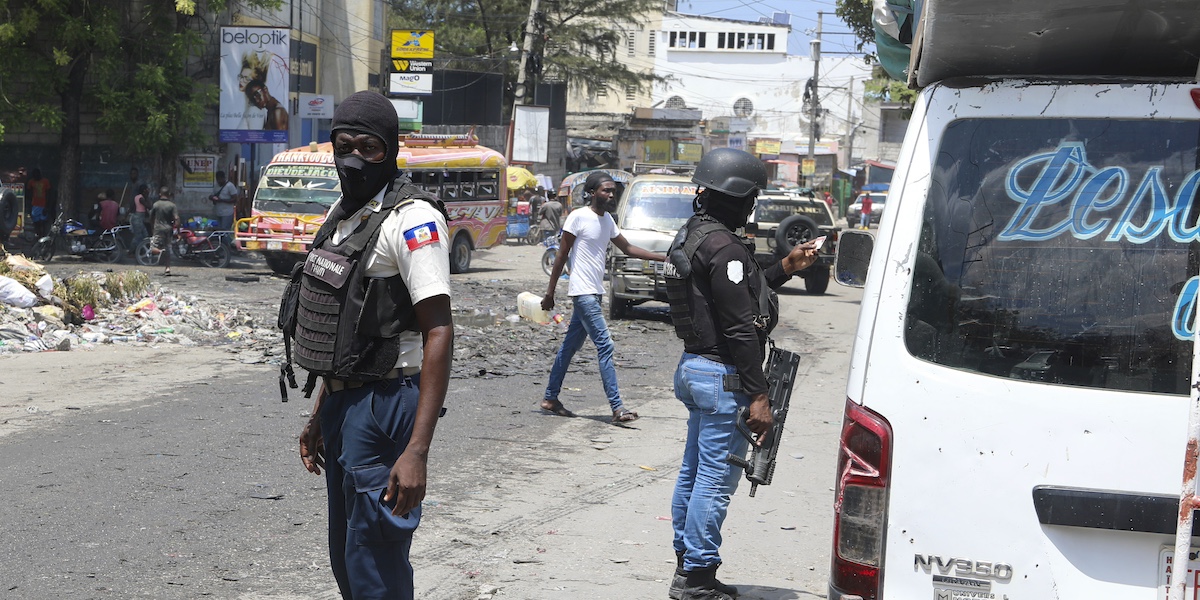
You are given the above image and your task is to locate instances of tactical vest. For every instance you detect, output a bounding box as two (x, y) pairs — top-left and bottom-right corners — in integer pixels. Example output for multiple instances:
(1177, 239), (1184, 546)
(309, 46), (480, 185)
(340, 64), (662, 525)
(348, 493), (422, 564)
(278, 177), (446, 400)
(665, 215), (777, 347)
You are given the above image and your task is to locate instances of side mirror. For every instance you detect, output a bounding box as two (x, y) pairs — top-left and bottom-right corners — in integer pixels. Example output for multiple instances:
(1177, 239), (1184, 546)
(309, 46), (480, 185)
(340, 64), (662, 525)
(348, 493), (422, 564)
(834, 229), (873, 288)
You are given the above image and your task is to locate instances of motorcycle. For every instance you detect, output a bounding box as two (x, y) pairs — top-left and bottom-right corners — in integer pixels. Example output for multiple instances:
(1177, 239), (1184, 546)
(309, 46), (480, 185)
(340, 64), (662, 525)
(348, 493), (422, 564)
(541, 232), (569, 277)
(134, 228), (231, 268)
(28, 212), (125, 263)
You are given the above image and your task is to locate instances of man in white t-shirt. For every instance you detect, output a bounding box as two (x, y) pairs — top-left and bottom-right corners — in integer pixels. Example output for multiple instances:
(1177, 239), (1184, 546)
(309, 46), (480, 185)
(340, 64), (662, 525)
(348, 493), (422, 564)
(210, 171), (240, 231)
(539, 171), (667, 423)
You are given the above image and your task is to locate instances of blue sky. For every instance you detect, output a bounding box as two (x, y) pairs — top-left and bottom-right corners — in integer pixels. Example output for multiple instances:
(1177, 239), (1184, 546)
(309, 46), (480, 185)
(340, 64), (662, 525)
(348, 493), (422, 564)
(674, 0), (869, 58)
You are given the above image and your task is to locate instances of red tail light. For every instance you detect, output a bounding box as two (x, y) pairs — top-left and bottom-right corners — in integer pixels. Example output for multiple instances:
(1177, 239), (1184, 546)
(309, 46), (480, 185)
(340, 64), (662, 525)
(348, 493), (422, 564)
(830, 398), (893, 600)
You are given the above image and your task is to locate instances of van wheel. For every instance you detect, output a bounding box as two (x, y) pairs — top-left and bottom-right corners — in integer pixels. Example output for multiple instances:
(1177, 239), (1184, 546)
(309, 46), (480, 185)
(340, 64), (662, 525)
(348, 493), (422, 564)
(775, 215), (819, 254)
(450, 234), (472, 274)
(804, 268), (830, 295)
(607, 284), (630, 320)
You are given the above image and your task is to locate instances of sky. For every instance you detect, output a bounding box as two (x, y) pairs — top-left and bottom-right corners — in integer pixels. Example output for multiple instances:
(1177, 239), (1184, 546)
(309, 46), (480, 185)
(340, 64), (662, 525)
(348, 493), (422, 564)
(673, 0), (870, 59)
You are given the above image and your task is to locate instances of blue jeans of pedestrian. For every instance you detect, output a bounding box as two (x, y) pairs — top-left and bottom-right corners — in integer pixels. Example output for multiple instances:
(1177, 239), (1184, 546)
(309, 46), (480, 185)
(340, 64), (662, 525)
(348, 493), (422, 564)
(217, 214), (234, 231)
(671, 353), (751, 571)
(543, 293), (623, 413)
(319, 375), (423, 600)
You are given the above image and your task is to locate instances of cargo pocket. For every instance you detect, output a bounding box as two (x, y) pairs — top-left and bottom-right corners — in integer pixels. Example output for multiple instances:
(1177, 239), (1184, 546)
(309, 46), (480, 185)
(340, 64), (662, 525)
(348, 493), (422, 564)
(347, 463), (421, 546)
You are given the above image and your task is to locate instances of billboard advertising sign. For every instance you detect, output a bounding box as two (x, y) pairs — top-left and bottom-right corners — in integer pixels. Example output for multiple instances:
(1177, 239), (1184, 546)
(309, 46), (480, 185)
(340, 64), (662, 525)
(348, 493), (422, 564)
(219, 27), (290, 144)
(390, 73), (433, 96)
(298, 94), (334, 119)
(392, 30), (434, 59)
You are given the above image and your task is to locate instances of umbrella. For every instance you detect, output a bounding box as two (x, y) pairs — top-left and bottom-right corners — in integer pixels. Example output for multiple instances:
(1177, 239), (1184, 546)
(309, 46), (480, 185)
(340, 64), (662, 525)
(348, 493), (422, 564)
(506, 166), (539, 191)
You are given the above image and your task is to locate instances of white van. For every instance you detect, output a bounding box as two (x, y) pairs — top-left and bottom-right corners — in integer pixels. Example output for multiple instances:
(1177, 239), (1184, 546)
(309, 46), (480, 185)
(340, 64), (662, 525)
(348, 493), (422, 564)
(827, 4), (1200, 599)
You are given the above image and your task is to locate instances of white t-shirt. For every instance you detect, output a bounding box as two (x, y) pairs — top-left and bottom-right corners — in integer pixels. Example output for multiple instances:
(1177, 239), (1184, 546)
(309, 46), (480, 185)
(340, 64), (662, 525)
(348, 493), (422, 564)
(213, 181), (238, 217)
(563, 207), (619, 297)
(330, 187), (451, 369)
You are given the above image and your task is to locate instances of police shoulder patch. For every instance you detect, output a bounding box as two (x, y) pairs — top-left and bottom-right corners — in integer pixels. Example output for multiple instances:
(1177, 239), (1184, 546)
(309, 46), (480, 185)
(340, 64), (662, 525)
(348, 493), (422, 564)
(403, 221), (441, 251)
(727, 260), (744, 284)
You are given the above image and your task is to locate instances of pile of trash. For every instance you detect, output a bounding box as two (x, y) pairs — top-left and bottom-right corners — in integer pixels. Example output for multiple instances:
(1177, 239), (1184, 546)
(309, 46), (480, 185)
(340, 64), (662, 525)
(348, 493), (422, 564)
(0, 252), (281, 356)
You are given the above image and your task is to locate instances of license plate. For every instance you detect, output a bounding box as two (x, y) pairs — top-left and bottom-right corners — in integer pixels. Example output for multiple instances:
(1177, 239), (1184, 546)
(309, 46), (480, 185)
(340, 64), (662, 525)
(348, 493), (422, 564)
(1158, 546), (1200, 599)
(267, 241), (282, 250)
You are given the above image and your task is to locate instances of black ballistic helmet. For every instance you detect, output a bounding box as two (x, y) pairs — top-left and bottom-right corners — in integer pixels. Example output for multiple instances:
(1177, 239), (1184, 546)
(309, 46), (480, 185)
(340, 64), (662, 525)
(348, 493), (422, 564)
(691, 148), (768, 198)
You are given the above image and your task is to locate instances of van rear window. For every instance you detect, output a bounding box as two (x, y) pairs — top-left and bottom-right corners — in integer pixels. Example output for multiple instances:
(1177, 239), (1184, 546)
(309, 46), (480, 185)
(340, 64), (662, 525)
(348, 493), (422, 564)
(906, 118), (1200, 394)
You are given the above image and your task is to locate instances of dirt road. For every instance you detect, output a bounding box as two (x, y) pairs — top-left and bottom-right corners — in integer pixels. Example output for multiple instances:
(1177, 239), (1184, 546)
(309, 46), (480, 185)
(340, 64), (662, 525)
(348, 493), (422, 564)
(0, 243), (861, 599)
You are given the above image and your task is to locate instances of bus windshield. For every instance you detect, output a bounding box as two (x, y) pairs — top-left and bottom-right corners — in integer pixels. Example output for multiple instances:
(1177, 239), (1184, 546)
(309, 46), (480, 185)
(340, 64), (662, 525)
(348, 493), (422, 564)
(255, 164), (341, 215)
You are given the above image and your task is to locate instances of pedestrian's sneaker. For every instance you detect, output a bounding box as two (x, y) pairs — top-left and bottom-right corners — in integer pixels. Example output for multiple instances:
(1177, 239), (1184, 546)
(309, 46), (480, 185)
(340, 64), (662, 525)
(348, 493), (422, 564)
(673, 564), (738, 600)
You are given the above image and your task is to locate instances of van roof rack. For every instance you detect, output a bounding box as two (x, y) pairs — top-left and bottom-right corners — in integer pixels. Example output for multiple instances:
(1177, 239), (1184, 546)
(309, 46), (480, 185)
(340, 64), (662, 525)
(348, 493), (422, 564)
(631, 162), (697, 175)
(401, 126), (479, 147)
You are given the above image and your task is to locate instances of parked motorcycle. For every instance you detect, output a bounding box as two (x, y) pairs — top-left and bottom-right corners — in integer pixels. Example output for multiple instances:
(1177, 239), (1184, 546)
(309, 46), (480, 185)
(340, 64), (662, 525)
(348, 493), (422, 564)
(28, 212), (124, 263)
(134, 228), (230, 268)
(541, 232), (569, 277)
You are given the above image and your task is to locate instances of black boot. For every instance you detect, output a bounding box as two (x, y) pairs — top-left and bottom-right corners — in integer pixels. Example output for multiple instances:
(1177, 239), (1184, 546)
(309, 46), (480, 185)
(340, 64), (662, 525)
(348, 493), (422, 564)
(678, 564), (738, 600)
(669, 550), (686, 599)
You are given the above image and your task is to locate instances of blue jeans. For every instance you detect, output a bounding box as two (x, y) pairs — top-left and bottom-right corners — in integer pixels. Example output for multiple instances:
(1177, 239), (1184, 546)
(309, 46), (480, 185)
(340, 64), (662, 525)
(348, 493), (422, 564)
(671, 353), (751, 571)
(543, 293), (623, 412)
(217, 214), (234, 231)
(859, 211), (870, 228)
(319, 376), (423, 600)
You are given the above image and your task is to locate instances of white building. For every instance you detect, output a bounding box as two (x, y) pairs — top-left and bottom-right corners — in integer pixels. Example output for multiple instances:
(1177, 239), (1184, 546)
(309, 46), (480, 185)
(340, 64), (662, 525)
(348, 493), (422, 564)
(654, 12), (871, 186)
(564, 7), (872, 188)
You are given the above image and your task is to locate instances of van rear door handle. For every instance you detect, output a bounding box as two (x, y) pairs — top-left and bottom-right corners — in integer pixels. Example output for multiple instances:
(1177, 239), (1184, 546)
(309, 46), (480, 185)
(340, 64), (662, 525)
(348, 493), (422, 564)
(1033, 485), (1200, 535)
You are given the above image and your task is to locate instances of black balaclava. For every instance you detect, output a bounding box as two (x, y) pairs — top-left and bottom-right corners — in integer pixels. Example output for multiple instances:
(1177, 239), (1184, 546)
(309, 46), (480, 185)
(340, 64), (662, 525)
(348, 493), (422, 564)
(330, 91), (399, 212)
(699, 189), (756, 230)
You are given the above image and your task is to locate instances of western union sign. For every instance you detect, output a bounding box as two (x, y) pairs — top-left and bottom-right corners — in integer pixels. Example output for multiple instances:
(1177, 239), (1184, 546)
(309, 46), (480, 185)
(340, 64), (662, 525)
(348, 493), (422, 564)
(392, 59), (434, 73)
(391, 30), (434, 59)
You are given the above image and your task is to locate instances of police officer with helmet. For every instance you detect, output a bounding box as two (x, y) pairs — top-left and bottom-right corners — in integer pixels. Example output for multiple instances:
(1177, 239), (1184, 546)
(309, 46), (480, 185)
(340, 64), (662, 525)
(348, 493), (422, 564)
(664, 148), (818, 600)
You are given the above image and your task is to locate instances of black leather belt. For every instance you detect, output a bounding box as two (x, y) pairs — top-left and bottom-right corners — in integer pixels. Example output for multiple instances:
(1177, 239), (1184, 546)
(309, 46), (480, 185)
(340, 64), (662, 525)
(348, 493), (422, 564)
(325, 367), (420, 392)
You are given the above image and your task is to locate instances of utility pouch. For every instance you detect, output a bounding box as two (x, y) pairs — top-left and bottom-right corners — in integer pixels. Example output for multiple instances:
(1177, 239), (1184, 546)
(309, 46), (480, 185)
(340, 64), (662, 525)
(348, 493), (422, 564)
(723, 373), (743, 392)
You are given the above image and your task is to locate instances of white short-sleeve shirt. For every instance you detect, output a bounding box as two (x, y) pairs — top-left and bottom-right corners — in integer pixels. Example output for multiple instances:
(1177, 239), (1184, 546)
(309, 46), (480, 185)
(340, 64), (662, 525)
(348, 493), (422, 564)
(563, 207), (619, 297)
(330, 187), (451, 369)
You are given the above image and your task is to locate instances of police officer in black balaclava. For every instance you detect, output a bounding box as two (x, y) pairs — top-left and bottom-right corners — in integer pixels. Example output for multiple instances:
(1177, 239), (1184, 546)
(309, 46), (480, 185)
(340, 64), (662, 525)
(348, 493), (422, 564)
(296, 90), (453, 600)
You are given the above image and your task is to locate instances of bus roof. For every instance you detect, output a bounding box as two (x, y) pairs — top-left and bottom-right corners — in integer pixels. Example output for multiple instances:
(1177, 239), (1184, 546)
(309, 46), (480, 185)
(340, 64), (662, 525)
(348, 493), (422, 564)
(271, 139), (507, 170)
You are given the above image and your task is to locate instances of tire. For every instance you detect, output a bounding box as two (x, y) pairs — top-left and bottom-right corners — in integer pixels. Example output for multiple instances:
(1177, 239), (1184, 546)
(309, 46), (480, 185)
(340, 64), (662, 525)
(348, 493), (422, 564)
(775, 215), (820, 254)
(607, 281), (630, 320)
(264, 253), (300, 276)
(450, 234), (471, 274)
(97, 234), (123, 263)
(135, 239), (161, 266)
(803, 267), (831, 295)
(541, 248), (557, 277)
(526, 224), (542, 246)
(0, 190), (17, 240)
(201, 244), (230, 268)
(30, 239), (54, 262)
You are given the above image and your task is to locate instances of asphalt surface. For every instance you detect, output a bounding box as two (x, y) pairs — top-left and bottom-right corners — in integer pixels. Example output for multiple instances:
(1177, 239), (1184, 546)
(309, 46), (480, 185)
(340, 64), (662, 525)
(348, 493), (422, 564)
(0, 241), (861, 599)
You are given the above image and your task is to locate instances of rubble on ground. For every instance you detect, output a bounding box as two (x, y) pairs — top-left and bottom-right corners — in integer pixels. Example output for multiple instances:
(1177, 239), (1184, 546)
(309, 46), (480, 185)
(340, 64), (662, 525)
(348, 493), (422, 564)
(0, 251), (281, 360)
(0, 251), (672, 379)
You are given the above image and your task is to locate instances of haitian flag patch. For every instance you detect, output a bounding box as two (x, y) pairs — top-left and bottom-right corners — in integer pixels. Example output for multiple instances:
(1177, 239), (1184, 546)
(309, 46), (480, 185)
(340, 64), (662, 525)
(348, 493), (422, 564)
(403, 222), (440, 251)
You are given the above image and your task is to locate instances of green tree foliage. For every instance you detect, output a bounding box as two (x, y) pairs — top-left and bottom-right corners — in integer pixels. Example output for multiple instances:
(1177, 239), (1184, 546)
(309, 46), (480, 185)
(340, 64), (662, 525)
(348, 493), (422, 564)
(834, 0), (916, 108)
(0, 0), (278, 216)
(389, 0), (664, 103)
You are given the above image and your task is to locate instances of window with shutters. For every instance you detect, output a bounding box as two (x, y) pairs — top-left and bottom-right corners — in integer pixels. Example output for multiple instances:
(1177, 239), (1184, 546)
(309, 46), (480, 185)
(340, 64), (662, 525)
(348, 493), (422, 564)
(627, 32), (636, 57)
(626, 85), (637, 101)
(649, 31), (656, 56)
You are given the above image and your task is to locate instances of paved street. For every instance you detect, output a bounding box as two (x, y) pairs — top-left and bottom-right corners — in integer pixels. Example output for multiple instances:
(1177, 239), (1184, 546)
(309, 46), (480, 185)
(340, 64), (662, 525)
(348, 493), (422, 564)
(0, 242), (861, 599)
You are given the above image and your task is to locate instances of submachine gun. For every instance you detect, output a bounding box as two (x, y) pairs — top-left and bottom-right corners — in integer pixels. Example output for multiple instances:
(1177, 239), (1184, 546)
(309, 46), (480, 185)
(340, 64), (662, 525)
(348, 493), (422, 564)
(726, 344), (801, 497)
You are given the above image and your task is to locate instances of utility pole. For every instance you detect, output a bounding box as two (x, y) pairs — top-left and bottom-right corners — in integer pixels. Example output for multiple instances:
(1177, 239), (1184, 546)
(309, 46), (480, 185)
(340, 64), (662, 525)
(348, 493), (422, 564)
(844, 76), (854, 168)
(506, 0), (541, 164)
(807, 12), (822, 189)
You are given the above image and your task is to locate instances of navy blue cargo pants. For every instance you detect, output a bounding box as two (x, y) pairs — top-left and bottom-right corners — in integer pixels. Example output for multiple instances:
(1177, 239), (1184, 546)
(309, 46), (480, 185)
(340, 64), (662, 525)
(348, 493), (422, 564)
(319, 375), (422, 600)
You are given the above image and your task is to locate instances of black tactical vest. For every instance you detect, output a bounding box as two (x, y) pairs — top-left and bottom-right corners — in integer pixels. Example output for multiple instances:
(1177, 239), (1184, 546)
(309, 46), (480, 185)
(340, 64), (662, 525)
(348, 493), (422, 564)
(665, 215), (777, 346)
(290, 178), (445, 384)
